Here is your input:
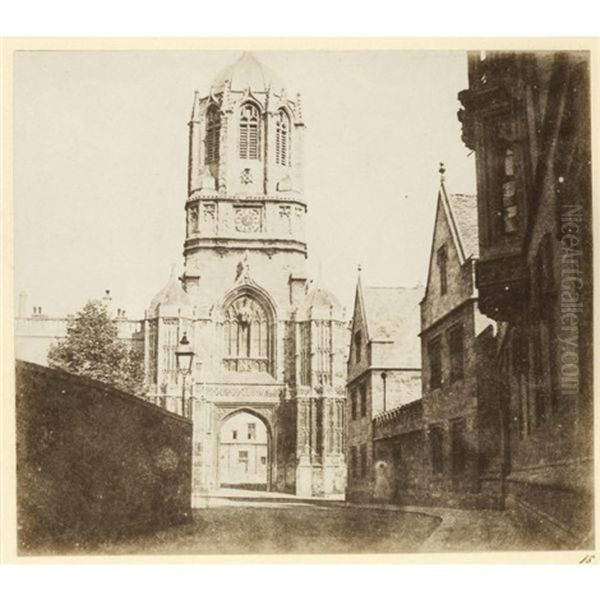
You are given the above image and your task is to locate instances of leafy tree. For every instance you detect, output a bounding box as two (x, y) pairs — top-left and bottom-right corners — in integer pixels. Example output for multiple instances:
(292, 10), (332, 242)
(48, 300), (145, 397)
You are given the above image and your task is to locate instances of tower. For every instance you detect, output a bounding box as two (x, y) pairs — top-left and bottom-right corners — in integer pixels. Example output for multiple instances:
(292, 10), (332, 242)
(145, 52), (347, 501)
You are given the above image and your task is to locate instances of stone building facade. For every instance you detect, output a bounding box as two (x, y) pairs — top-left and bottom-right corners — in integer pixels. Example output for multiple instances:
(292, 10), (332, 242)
(458, 51), (593, 545)
(369, 176), (498, 509)
(346, 274), (422, 502)
(145, 52), (347, 502)
(417, 175), (499, 507)
(15, 290), (143, 366)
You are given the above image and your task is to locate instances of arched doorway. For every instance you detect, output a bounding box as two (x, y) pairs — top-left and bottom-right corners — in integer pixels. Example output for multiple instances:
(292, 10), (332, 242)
(218, 409), (272, 492)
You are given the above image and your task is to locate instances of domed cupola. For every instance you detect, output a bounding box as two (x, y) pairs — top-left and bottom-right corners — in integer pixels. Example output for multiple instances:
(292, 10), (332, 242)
(147, 266), (194, 319)
(210, 51), (286, 97)
(299, 281), (343, 321)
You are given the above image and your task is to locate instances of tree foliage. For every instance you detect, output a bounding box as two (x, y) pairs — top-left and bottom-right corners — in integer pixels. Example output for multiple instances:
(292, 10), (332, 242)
(48, 300), (145, 397)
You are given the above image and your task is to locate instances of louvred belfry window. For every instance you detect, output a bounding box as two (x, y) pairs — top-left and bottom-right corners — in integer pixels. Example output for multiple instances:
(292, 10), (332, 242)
(275, 110), (290, 165)
(204, 106), (221, 165)
(239, 103), (260, 160)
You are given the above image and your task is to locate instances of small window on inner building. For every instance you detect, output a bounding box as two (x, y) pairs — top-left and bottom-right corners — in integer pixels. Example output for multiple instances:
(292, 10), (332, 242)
(437, 245), (448, 295)
(449, 325), (464, 382)
(429, 425), (444, 474)
(354, 331), (362, 363)
(360, 383), (368, 418)
(232, 430), (238, 440)
(247, 422), (256, 440)
(429, 337), (442, 390)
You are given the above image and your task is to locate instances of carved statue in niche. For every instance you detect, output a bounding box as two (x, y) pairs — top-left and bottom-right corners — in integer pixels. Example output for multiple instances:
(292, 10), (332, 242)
(235, 250), (252, 283)
(187, 205), (199, 234)
(279, 205), (292, 235)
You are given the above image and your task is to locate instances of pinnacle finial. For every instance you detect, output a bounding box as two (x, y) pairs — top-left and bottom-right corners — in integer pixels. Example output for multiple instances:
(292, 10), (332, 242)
(357, 263), (362, 275)
(439, 162), (446, 183)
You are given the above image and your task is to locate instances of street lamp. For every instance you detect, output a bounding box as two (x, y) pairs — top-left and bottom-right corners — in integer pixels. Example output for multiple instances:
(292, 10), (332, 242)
(175, 332), (194, 418)
(381, 371), (388, 413)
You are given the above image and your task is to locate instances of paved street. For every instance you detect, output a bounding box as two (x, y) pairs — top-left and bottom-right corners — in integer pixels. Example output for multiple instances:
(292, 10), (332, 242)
(58, 490), (558, 556)
(94, 498), (440, 555)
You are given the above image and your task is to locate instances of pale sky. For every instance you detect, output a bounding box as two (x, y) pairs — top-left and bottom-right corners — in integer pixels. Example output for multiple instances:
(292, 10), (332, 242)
(14, 50), (475, 318)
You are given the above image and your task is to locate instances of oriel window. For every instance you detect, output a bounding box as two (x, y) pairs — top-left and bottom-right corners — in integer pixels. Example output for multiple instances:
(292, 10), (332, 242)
(239, 103), (260, 160)
(502, 147), (518, 234)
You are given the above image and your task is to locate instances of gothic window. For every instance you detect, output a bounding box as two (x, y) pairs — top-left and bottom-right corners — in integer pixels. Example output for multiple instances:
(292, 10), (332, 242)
(204, 105), (221, 165)
(239, 102), (260, 160)
(448, 324), (464, 382)
(428, 337), (442, 390)
(501, 147), (518, 234)
(275, 110), (290, 165)
(437, 245), (448, 295)
(223, 292), (273, 374)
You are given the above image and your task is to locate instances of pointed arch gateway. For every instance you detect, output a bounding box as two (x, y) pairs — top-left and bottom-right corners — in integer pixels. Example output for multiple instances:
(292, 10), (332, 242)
(218, 407), (274, 491)
(221, 285), (276, 375)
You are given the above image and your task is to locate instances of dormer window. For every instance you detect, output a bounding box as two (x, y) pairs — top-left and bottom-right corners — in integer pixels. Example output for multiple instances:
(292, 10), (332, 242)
(204, 105), (220, 165)
(240, 103), (260, 160)
(275, 110), (290, 166)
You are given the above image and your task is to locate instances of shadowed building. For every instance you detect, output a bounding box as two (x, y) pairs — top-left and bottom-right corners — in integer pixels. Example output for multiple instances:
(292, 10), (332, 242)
(346, 272), (423, 502)
(416, 172), (498, 507)
(458, 51), (593, 545)
(370, 174), (498, 508)
(144, 52), (348, 502)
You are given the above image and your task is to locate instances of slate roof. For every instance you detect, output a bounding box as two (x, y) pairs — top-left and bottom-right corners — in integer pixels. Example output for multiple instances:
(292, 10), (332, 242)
(446, 192), (479, 261)
(362, 285), (423, 369)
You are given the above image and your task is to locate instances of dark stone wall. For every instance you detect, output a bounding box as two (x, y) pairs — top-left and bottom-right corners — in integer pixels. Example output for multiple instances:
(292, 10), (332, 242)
(15, 360), (193, 554)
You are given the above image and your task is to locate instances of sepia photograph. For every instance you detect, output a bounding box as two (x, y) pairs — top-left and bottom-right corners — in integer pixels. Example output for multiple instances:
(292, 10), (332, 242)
(4, 41), (595, 560)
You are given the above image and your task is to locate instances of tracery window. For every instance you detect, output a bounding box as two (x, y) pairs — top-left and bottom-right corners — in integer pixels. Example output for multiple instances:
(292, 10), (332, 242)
(275, 110), (290, 165)
(223, 293), (273, 373)
(204, 105), (221, 165)
(239, 103), (260, 160)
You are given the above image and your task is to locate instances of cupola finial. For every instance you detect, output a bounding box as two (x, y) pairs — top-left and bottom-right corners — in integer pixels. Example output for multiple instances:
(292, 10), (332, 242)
(439, 162), (446, 184)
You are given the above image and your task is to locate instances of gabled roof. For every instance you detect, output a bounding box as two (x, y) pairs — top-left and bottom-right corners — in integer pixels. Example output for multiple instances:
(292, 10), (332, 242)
(361, 284), (423, 369)
(445, 190), (479, 261)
